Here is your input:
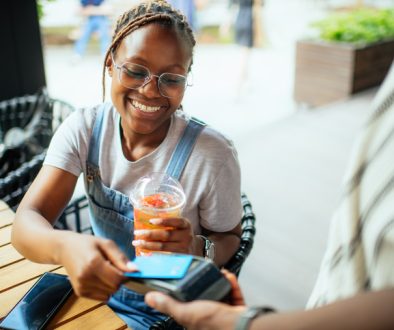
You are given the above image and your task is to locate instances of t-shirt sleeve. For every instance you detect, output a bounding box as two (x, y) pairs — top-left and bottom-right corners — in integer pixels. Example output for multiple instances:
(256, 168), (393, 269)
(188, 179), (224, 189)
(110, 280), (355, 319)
(199, 143), (242, 232)
(44, 108), (91, 177)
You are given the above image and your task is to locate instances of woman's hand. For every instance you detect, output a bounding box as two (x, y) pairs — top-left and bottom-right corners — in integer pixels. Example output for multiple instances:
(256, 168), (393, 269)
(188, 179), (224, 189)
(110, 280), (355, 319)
(59, 232), (137, 301)
(133, 217), (198, 255)
(145, 292), (245, 330)
(145, 269), (245, 330)
(222, 269), (245, 306)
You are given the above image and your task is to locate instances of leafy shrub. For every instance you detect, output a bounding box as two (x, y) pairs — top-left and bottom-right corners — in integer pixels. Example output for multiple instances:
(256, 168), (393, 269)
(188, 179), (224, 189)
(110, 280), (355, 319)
(37, 0), (56, 20)
(312, 8), (394, 44)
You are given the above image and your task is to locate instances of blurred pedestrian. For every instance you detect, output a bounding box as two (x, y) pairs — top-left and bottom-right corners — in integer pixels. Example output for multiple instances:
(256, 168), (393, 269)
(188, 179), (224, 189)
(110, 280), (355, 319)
(73, 0), (112, 61)
(221, 0), (265, 98)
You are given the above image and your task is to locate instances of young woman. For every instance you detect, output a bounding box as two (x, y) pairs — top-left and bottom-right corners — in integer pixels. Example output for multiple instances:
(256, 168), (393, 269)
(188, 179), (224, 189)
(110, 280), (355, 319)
(12, 1), (242, 329)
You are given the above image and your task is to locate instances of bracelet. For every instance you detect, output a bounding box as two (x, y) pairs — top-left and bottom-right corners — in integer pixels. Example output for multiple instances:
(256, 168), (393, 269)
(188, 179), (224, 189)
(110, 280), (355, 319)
(235, 306), (276, 330)
(196, 234), (215, 260)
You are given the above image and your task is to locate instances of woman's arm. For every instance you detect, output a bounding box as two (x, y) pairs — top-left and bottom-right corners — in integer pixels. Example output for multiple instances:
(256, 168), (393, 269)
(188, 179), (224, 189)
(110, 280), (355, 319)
(11, 165), (134, 300)
(146, 288), (394, 330)
(249, 289), (394, 330)
(12, 165), (78, 264)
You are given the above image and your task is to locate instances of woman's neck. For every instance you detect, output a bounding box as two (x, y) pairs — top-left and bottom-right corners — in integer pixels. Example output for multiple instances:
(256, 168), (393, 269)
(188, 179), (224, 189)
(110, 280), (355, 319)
(120, 119), (171, 161)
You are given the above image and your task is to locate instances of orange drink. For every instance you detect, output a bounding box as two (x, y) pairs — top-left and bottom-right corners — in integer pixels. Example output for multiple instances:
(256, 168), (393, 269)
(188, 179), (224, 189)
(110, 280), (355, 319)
(130, 173), (186, 256)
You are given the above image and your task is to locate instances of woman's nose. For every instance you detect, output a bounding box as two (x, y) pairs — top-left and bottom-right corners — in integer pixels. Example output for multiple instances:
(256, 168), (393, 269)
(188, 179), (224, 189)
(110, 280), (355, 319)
(139, 75), (161, 98)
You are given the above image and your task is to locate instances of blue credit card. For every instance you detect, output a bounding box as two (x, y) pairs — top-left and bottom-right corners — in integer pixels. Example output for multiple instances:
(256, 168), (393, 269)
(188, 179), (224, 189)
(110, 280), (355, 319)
(124, 253), (193, 279)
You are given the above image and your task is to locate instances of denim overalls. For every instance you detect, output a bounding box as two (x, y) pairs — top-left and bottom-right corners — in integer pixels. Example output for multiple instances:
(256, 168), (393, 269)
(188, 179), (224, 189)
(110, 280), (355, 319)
(84, 104), (204, 329)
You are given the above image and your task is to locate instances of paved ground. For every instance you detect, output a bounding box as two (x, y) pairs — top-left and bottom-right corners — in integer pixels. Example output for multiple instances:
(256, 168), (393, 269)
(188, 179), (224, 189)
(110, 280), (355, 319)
(41, 0), (380, 311)
(237, 89), (375, 309)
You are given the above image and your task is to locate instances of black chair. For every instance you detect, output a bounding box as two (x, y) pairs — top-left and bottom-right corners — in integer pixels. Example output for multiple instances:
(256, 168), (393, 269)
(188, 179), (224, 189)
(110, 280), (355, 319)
(224, 193), (256, 275)
(0, 90), (48, 177)
(149, 193), (256, 330)
(57, 194), (91, 234)
(0, 89), (75, 178)
(0, 148), (91, 231)
(0, 91), (80, 225)
(0, 152), (46, 209)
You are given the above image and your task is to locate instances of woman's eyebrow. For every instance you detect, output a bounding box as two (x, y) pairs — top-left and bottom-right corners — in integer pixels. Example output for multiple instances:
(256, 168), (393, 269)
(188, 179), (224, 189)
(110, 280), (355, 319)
(122, 56), (187, 71)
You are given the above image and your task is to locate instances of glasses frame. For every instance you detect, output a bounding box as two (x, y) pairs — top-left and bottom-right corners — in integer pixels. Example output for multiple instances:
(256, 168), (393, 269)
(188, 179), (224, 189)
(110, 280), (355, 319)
(110, 52), (191, 99)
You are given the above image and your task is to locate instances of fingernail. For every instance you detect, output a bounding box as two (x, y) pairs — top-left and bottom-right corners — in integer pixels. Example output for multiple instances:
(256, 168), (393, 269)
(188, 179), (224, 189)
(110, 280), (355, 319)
(134, 230), (149, 236)
(150, 292), (165, 305)
(126, 261), (138, 271)
(132, 240), (143, 246)
(149, 218), (161, 225)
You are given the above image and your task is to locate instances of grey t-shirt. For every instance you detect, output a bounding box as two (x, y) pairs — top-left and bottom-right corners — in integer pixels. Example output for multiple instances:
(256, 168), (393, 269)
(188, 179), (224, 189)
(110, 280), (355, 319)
(44, 104), (242, 234)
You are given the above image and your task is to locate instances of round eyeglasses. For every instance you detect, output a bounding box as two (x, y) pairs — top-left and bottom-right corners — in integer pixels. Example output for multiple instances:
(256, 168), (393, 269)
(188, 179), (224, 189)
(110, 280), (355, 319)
(111, 53), (191, 98)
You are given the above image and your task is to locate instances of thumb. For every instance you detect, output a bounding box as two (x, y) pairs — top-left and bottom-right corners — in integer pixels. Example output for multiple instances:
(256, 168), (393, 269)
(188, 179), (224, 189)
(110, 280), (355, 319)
(145, 292), (180, 315)
(98, 239), (137, 273)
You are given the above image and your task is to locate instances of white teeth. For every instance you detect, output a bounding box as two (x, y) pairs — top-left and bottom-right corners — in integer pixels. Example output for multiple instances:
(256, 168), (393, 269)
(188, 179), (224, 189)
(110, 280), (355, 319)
(132, 100), (161, 112)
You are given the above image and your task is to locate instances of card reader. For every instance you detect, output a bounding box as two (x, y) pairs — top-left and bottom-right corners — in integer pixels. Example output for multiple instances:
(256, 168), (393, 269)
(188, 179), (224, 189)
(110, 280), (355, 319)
(123, 255), (231, 302)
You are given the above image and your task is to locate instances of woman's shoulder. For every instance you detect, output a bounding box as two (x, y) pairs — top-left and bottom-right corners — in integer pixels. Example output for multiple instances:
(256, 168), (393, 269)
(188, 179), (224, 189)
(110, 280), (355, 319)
(174, 111), (237, 156)
(64, 103), (114, 131)
(199, 125), (238, 159)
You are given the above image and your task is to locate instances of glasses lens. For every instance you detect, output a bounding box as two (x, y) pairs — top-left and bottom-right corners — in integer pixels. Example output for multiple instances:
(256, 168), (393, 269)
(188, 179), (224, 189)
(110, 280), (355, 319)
(159, 73), (187, 98)
(120, 63), (149, 89)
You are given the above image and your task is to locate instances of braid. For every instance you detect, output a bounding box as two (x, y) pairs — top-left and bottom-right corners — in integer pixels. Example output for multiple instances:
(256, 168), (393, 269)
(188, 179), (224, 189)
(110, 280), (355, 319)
(102, 0), (196, 101)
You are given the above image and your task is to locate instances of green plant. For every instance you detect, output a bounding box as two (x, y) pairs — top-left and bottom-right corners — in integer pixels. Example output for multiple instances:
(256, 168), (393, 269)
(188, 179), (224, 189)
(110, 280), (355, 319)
(312, 8), (394, 44)
(36, 0), (56, 20)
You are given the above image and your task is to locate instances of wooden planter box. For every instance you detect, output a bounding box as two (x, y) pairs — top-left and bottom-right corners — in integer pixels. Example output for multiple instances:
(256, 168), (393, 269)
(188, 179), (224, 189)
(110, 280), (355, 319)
(294, 39), (394, 107)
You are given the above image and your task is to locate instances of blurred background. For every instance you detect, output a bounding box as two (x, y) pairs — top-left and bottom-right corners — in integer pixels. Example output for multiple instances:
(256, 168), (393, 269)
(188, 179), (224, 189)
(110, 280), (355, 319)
(2, 0), (394, 311)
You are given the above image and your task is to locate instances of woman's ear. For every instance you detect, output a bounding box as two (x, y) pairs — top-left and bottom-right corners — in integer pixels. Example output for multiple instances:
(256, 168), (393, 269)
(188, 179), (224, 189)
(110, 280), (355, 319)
(106, 55), (113, 77)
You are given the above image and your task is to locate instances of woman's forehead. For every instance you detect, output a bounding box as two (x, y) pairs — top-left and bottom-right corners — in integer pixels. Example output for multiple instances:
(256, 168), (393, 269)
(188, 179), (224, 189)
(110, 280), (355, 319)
(119, 24), (192, 67)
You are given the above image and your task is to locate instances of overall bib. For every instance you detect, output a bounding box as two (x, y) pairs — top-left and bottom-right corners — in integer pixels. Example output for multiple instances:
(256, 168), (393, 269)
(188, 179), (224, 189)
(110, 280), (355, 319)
(84, 104), (204, 329)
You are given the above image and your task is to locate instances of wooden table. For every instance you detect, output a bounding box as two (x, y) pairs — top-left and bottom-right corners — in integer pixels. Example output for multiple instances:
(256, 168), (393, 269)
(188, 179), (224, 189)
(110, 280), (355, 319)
(0, 200), (129, 329)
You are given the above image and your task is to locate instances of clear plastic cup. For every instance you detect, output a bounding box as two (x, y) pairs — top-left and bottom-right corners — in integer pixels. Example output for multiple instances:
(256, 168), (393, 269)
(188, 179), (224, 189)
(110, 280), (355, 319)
(129, 172), (186, 256)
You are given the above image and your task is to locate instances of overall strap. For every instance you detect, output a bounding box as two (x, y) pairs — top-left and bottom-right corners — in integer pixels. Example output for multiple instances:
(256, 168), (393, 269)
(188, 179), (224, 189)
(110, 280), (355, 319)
(165, 117), (206, 180)
(87, 103), (109, 167)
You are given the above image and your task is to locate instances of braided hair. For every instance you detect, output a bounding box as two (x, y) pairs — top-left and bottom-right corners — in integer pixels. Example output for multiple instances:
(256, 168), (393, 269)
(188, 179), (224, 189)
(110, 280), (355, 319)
(102, 0), (196, 100)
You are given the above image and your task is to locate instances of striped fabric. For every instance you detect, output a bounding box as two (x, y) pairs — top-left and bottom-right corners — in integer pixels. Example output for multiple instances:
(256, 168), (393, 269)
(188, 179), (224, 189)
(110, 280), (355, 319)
(307, 64), (394, 308)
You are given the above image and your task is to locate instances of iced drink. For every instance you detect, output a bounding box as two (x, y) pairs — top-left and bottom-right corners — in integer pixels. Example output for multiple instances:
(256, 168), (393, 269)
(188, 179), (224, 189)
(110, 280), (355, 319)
(130, 173), (186, 256)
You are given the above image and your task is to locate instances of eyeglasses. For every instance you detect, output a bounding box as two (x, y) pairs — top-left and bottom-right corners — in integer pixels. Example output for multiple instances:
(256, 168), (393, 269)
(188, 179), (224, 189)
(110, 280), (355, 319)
(111, 52), (191, 98)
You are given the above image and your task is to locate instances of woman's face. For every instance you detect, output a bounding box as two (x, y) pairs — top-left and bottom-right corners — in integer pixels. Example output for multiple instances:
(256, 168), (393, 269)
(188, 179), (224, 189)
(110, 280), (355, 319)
(108, 24), (192, 137)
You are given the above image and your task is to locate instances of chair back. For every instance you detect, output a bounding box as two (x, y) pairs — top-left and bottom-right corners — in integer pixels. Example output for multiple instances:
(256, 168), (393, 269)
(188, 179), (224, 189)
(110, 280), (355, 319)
(224, 193), (256, 275)
(0, 90), (76, 209)
(0, 153), (45, 210)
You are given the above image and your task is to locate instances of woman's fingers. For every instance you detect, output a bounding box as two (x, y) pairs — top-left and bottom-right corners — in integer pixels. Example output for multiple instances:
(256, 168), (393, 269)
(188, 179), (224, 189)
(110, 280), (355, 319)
(133, 226), (193, 253)
(221, 269), (245, 306)
(149, 217), (190, 229)
(145, 292), (244, 330)
(72, 274), (116, 300)
(134, 228), (191, 242)
(132, 240), (191, 253)
(134, 217), (192, 243)
(95, 260), (126, 290)
(97, 239), (136, 272)
(133, 218), (194, 253)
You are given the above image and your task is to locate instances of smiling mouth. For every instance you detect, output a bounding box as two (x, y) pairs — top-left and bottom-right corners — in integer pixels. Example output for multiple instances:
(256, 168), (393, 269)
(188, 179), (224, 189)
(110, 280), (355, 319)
(132, 100), (161, 113)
